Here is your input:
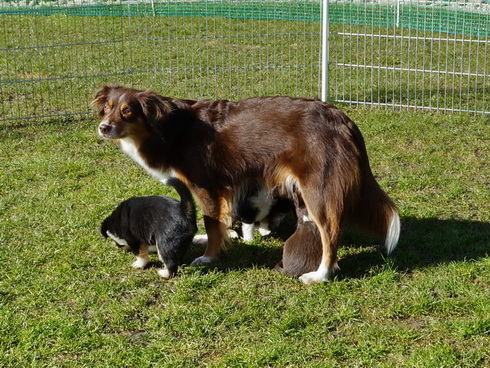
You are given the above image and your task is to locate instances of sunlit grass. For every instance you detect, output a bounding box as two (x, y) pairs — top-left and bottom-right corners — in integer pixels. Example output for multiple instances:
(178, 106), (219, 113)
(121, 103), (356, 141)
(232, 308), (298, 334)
(0, 108), (488, 367)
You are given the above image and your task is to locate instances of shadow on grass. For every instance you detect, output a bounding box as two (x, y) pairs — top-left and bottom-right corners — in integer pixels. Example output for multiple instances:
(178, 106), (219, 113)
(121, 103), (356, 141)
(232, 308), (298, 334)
(391, 217), (489, 268)
(184, 216), (490, 280)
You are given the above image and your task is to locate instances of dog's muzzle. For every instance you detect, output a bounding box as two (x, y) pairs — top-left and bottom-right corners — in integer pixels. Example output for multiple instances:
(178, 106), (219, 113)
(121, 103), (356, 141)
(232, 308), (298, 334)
(98, 122), (113, 138)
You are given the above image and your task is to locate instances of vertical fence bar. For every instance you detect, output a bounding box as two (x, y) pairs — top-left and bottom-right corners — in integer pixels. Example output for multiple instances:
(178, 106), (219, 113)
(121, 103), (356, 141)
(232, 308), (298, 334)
(321, 0), (329, 102)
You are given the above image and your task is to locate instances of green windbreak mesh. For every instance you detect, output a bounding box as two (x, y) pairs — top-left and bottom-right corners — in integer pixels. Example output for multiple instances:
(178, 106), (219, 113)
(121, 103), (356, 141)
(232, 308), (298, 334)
(330, 4), (490, 38)
(0, 1), (321, 19)
(1, 1), (489, 37)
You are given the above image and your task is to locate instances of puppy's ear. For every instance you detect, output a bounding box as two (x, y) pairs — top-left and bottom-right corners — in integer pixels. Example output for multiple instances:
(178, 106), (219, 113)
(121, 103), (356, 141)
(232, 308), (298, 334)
(100, 220), (109, 238)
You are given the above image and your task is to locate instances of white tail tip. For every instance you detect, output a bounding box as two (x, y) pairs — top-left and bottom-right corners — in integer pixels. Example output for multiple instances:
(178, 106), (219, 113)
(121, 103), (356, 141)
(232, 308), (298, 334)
(385, 210), (400, 255)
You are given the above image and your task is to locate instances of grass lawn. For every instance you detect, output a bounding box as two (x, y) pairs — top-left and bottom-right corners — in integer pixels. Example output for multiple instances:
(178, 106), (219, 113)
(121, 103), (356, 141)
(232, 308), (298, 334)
(0, 107), (488, 367)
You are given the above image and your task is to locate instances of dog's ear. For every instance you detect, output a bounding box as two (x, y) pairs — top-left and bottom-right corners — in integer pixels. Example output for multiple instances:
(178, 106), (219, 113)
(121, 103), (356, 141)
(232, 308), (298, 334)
(137, 90), (196, 141)
(100, 220), (109, 238)
(136, 90), (175, 131)
(92, 85), (121, 117)
(137, 90), (173, 120)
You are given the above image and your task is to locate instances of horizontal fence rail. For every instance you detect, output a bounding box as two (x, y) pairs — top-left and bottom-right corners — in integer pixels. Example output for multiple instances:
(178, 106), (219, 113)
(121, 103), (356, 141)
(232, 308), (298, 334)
(0, 0), (489, 123)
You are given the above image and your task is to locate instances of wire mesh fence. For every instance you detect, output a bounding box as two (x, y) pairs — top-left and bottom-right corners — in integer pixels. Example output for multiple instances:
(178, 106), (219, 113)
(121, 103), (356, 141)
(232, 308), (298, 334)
(0, 1), (322, 122)
(0, 0), (489, 123)
(327, 1), (490, 114)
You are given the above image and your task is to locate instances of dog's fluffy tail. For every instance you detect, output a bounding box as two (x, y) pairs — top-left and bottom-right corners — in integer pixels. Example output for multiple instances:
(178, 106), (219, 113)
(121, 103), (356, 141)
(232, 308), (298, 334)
(345, 173), (400, 255)
(163, 177), (198, 233)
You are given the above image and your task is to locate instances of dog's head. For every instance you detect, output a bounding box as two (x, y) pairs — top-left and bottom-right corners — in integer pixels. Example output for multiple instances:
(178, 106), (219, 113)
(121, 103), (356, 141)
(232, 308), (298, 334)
(93, 85), (175, 140)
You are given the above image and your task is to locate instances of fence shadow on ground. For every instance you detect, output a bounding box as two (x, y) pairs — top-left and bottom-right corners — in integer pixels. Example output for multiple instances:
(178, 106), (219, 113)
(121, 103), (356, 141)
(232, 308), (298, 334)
(184, 216), (490, 280)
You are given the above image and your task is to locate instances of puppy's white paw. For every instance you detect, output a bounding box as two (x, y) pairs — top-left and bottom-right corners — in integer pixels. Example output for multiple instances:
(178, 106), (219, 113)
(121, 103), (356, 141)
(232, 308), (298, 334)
(241, 223), (255, 242)
(242, 234), (255, 242)
(258, 227), (271, 236)
(299, 271), (329, 284)
(132, 257), (148, 269)
(190, 256), (215, 266)
(158, 268), (171, 279)
(228, 230), (240, 239)
(192, 234), (208, 246)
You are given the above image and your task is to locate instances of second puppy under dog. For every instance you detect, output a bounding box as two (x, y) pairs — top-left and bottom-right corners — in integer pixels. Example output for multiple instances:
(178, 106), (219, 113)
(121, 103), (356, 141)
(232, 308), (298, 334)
(235, 181), (294, 242)
(275, 194), (322, 277)
(100, 178), (197, 278)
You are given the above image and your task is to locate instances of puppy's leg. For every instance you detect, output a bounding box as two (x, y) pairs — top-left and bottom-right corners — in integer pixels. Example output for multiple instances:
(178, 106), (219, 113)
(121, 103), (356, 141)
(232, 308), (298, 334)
(257, 220), (271, 236)
(157, 258), (178, 279)
(132, 244), (150, 269)
(192, 234), (209, 246)
(158, 268), (172, 279)
(241, 222), (256, 242)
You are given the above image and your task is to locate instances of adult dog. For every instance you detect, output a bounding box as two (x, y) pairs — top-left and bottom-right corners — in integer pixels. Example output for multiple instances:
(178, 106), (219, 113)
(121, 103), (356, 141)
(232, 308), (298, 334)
(94, 85), (400, 284)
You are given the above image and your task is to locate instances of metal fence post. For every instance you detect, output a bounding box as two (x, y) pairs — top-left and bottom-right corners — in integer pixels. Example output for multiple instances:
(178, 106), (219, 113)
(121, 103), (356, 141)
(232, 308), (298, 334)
(321, 0), (329, 102)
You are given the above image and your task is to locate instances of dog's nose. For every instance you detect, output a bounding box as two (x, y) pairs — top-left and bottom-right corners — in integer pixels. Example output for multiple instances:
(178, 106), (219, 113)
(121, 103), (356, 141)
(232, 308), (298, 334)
(99, 123), (111, 136)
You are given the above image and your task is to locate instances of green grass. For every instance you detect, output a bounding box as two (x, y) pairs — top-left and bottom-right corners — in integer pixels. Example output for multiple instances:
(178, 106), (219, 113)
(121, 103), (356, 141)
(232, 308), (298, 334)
(1, 108), (488, 367)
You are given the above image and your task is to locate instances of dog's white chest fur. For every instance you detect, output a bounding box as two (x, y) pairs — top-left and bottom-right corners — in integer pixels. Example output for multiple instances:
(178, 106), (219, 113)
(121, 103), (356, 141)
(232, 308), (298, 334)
(119, 138), (175, 182)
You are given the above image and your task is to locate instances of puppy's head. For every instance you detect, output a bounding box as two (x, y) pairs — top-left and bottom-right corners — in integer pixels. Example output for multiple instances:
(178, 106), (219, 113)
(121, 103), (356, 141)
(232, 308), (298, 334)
(100, 216), (132, 252)
(93, 85), (173, 140)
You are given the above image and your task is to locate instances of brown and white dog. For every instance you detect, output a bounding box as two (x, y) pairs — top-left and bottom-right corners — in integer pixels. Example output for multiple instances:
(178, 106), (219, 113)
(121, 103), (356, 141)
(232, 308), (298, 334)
(94, 85), (400, 284)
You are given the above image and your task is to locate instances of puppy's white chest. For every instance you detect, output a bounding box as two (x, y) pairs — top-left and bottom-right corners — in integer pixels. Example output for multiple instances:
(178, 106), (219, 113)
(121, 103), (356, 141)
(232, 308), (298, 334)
(119, 138), (175, 181)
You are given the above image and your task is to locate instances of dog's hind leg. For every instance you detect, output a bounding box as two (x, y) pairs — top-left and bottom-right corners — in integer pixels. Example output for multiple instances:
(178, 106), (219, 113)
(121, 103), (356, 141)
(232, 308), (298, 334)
(296, 185), (342, 284)
(298, 218), (341, 284)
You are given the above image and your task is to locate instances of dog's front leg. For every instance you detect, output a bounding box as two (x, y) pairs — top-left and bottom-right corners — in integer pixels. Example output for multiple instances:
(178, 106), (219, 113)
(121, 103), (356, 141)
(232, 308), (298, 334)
(191, 190), (232, 266)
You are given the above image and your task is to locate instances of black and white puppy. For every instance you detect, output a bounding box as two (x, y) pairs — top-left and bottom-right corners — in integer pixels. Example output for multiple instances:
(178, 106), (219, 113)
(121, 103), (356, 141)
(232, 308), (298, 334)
(100, 178), (197, 278)
(234, 182), (294, 242)
(192, 182), (294, 245)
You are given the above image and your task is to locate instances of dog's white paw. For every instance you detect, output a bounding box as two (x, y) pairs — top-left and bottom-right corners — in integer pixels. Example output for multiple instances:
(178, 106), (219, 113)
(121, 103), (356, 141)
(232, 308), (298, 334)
(299, 271), (329, 284)
(158, 268), (171, 279)
(242, 234), (255, 242)
(192, 234), (208, 246)
(132, 257), (148, 269)
(190, 256), (215, 266)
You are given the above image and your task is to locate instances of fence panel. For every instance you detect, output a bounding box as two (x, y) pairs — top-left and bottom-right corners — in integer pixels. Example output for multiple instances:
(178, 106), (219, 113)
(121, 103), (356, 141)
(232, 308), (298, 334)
(0, 1), (321, 123)
(327, 0), (490, 114)
(1, 1), (489, 123)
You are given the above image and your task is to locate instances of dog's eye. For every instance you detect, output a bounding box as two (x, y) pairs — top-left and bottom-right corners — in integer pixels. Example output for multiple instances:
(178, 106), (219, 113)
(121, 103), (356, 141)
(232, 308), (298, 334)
(120, 104), (133, 119)
(103, 100), (114, 114)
